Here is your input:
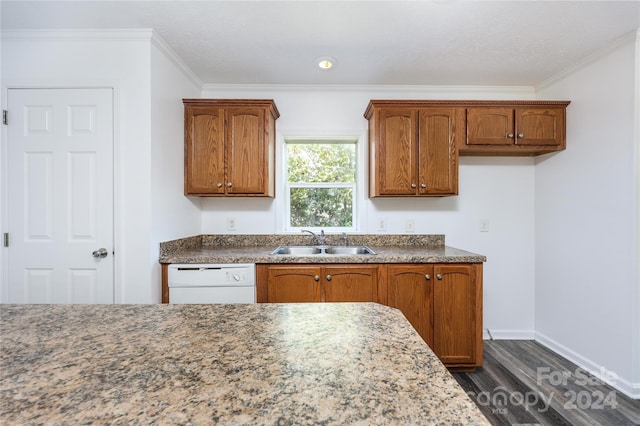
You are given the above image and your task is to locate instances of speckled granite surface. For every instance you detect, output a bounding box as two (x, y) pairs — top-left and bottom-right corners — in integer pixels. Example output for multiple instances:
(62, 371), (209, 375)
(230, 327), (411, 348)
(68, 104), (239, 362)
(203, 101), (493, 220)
(159, 234), (486, 264)
(1, 303), (489, 425)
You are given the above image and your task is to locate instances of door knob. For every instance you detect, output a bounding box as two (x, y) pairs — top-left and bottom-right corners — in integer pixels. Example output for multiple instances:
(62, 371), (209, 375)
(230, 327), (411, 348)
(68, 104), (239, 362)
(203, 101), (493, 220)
(92, 248), (108, 259)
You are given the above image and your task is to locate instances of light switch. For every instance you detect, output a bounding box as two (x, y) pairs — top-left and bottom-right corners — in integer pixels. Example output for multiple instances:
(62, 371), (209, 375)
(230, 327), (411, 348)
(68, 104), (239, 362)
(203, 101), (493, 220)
(479, 218), (490, 232)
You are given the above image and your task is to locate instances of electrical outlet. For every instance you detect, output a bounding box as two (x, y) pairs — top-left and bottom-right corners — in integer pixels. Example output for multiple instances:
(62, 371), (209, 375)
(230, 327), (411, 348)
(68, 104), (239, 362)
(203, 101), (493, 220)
(377, 218), (387, 231)
(479, 218), (490, 232)
(227, 217), (237, 231)
(405, 219), (415, 233)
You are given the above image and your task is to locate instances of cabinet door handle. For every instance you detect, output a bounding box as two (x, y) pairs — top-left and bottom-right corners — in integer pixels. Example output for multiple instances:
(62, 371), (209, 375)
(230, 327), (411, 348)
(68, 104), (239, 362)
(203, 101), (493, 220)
(420, 183), (426, 188)
(425, 274), (431, 280)
(227, 182), (233, 187)
(517, 133), (524, 138)
(314, 275), (320, 281)
(411, 183), (417, 188)
(326, 275), (332, 281)
(507, 133), (514, 138)
(217, 182), (223, 188)
(436, 274), (443, 280)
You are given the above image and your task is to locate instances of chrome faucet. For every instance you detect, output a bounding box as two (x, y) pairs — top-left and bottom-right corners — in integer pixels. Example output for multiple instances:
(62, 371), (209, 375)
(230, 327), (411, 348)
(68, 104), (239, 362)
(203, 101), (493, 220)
(342, 232), (349, 246)
(301, 229), (326, 246)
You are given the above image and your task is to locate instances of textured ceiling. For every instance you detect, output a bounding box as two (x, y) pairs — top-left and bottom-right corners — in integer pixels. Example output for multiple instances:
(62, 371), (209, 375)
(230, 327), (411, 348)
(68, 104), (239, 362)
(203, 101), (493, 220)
(2, 1), (639, 86)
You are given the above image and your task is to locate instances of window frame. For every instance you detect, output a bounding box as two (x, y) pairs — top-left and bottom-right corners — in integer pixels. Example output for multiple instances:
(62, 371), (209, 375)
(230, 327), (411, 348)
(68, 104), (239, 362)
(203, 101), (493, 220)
(283, 136), (359, 233)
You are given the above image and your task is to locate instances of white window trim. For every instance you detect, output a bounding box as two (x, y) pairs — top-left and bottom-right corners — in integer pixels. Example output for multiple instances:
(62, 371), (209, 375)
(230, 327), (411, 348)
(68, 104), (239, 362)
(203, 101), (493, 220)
(277, 133), (366, 233)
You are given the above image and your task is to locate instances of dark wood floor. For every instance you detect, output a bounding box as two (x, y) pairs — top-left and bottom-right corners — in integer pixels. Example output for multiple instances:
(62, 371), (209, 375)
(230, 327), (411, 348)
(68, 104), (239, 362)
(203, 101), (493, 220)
(452, 340), (640, 425)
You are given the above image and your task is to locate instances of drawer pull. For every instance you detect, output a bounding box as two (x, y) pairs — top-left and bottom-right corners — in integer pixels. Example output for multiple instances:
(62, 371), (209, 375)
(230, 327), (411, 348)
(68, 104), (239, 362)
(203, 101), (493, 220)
(425, 274), (431, 280)
(436, 274), (443, 280)
(314, 275), (320, 281)
(326, 275), (332, 281)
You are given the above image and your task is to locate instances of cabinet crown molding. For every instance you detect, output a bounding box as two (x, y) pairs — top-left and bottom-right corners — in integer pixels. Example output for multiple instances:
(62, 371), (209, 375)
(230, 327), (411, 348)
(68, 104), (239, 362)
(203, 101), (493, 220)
(364, 99), (570, 119)
(183, 98), (280, 119)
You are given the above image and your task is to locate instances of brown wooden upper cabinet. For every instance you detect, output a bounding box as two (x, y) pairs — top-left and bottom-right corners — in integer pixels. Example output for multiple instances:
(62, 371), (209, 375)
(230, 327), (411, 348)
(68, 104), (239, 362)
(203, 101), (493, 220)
(365, 101), (461, 197)
(463, 102), (570, 155)
(183, 99), (279, 196)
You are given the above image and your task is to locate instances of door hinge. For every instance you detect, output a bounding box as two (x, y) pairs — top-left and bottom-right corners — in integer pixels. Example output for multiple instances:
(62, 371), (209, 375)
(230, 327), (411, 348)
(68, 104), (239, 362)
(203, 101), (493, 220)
(2, 110), (7, 125)
(3, 233), (8, 247)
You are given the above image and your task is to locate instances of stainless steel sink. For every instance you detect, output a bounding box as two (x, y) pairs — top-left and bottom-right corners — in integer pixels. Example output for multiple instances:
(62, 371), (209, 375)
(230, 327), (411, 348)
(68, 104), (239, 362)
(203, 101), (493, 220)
(324, 246), (376, 255)
(271, 246), (323, 255)
(270, 245), (376, 255)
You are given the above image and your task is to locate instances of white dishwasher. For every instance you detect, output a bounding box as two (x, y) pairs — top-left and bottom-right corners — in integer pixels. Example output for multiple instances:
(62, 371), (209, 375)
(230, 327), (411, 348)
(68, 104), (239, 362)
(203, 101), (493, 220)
(168, 264), (256, 304)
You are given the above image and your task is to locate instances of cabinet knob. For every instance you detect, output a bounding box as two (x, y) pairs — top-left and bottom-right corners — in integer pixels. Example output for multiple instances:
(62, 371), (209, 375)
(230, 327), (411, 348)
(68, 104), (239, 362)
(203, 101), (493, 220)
(507, 133), (514, 138)
(437, 274), (443, 280)
(227, 182), (233, 187)
(217, 182), (223, 188)
(420, 183), (426, 188)
(411, 183), (417, 188)
(517, 133), (524, 138)
(326, 275), (332, 281)
(425, 274), (431, 280)
(314, 275), (320, 281)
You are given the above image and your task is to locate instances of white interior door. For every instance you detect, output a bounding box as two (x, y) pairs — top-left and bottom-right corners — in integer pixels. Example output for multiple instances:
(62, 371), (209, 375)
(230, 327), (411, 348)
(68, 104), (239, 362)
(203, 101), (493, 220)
(7, 88), (114, 303)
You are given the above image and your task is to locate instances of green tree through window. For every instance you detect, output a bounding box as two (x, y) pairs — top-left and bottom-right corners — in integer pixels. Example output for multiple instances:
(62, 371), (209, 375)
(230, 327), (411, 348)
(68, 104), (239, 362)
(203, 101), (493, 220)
(286, 139), (357, 230)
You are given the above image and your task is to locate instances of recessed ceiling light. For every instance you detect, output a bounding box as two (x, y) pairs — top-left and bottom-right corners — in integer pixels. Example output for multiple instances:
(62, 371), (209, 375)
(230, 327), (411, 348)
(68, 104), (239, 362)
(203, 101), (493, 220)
(314, 56), (337, 70)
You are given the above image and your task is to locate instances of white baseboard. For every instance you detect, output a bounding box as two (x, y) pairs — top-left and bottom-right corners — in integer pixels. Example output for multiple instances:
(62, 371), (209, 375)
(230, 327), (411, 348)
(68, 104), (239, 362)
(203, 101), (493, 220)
(480, 329), (640, 399)
(483, 328), (536, 340)
(534, 332), (640, 400)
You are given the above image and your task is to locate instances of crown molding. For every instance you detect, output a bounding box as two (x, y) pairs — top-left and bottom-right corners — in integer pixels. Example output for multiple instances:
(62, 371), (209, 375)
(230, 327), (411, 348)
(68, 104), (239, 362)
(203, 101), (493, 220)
(201, 83), (535, 98)
(537, 30), (639, 91)
(149, 30), (202, 89)
(2, 28), (202, 88)
(1, 28), (155, 42)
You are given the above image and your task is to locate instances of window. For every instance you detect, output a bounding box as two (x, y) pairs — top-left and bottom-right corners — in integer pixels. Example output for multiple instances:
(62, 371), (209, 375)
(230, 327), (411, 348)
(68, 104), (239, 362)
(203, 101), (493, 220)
(285, 138), (357, 232)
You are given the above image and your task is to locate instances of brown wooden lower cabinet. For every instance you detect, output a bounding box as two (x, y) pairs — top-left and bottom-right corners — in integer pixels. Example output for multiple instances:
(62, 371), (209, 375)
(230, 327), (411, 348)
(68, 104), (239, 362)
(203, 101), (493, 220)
(256, 264), (380, 303)
(264, 265), (322, 303)
(256, 262), (483, 369)
(432, 264), (482, 367)
(385, 263), (483, 368)
(386, 265), (434, 348)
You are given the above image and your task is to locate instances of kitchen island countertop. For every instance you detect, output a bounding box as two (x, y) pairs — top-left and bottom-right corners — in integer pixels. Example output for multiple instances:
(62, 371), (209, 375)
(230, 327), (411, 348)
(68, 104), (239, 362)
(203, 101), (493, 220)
(1, 303), (489, 425)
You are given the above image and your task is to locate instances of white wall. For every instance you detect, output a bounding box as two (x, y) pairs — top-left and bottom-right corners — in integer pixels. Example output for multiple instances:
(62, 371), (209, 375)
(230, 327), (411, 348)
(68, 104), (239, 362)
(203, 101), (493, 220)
(535, 32), (640, 397)
(0, 30), (200, 304)
(149, 37), (202, 302)
(199, 84), (538, 337)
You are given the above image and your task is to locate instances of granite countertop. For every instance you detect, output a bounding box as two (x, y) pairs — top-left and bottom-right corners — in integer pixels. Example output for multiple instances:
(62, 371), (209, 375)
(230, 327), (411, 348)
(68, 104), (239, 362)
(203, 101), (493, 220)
(0, 303), (489, 425)
(159, 234), (487, 264)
